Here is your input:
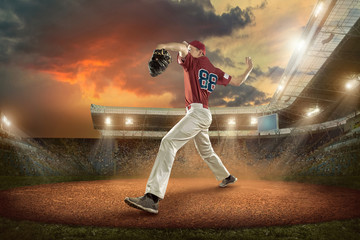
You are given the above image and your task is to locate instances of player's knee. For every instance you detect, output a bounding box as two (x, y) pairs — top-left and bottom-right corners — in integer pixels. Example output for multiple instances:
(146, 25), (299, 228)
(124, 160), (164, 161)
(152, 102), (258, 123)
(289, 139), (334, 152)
(161, 135), (174, 148)
(199, 148), (214, 160)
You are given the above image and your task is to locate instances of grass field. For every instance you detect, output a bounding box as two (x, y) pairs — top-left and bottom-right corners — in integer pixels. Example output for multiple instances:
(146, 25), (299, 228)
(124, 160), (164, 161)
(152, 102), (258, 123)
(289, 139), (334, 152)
(0, 175), (359, 240)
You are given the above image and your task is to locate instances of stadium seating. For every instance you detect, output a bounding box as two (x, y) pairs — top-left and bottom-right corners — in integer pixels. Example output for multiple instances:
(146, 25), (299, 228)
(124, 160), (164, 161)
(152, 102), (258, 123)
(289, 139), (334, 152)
(0, 126), (359, 178)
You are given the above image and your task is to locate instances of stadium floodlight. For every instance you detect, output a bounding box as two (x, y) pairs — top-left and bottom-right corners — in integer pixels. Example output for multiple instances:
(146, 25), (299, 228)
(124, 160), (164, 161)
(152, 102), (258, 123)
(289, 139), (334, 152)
(228, 118), (236, 125)
(105, 117), (112, 125)
(277, 85), (284, 91)
(345, 81), (353, 90)
(297, 40), (306, 52)
(345, 78), (360, 90)
(2, 116), (11, 127)
(314, 2), (324, 18)
(306, 107), (320, 117)
(250, 117), (258, 125)
(125, 117), (133, 125)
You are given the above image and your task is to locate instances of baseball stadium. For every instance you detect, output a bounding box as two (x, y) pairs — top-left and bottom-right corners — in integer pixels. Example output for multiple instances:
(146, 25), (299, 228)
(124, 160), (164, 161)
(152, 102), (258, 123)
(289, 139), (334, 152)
(1, 0), (360, 239)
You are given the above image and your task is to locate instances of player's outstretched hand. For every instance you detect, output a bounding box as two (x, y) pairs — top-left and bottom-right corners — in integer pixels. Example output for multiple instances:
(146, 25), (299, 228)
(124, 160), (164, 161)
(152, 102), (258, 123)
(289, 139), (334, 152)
(245, 57), (253, 70)
(235, 57), (253, 86)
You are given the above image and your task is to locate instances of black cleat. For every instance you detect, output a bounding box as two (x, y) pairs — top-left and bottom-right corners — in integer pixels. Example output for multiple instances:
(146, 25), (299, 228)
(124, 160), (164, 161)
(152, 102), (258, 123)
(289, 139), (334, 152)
(219, 175), (237, 188)
(124, 194), (159, 214)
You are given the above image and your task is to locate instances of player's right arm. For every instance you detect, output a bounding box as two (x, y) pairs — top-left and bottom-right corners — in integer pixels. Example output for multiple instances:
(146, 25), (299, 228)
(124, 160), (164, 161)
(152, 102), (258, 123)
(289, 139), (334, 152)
(229, 57), (253, 86)
(156, 42), (188, 58)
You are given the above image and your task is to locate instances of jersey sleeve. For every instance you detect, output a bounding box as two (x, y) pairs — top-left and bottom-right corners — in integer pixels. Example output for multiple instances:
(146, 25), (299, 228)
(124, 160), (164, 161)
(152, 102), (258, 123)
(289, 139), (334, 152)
(216, 68), (232, 86)
(177, 53), (193, 71)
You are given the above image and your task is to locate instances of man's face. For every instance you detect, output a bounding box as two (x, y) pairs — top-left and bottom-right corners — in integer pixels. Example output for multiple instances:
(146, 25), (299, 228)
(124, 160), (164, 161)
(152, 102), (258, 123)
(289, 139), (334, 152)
(188, 45), (203, 58)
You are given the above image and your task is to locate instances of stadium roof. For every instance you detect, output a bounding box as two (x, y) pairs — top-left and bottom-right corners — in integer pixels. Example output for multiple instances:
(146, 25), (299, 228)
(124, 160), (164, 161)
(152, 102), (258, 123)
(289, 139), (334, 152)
(271, 0), (360, 126)
(270, 0), (360, 108)
(91, 0), (360, 137)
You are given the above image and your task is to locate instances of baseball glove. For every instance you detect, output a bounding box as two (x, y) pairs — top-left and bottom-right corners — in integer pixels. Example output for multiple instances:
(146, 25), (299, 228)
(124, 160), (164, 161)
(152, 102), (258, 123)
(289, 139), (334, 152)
(148, 49), (172, 77)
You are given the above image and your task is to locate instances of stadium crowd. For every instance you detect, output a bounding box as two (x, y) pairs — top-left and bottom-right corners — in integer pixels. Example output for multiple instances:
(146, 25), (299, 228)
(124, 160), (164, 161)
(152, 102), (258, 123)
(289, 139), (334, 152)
(0, 125), (359, 178)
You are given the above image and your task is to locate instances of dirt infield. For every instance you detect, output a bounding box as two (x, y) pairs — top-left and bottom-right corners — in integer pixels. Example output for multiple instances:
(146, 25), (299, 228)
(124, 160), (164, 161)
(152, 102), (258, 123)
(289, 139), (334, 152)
(0, 178), (359, 228)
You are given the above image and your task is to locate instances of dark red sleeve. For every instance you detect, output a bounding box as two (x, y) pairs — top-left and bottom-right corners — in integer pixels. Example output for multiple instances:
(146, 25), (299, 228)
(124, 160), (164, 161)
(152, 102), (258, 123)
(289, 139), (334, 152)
(177, 53), (193, 71)
(216, 68), (232, 86)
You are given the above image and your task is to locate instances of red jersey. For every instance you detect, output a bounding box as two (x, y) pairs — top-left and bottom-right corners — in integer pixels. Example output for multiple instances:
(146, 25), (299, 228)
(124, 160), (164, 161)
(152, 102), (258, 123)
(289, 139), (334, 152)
(178, 54), (232, 108)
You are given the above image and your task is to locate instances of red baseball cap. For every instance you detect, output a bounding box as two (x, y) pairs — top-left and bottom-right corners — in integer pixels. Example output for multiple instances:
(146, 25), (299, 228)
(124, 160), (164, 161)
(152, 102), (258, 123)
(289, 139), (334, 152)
(189, 40), (206, 55)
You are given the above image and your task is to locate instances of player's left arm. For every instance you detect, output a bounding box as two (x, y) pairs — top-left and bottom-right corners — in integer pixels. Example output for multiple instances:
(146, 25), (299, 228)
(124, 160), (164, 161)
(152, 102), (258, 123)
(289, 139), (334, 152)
(229, 57), (253, 86)
(156, 42), (188, 58)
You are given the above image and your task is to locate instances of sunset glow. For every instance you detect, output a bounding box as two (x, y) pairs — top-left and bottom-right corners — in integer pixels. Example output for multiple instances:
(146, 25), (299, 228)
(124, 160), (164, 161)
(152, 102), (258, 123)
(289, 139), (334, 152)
(0, 0), (316, 137)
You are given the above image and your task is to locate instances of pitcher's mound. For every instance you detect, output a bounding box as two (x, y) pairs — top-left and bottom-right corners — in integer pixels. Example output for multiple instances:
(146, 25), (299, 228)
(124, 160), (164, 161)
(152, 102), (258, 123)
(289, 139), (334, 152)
(0, 178), (359, 228)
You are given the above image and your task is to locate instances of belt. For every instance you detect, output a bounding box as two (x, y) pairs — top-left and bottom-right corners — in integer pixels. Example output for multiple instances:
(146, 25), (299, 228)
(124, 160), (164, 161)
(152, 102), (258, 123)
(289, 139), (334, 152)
(186, 103), (208, 111)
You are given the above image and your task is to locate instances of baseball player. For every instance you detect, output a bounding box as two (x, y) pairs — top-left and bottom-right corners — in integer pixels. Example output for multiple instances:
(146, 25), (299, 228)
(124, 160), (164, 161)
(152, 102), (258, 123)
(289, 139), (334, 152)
(125, 40), (253, 214)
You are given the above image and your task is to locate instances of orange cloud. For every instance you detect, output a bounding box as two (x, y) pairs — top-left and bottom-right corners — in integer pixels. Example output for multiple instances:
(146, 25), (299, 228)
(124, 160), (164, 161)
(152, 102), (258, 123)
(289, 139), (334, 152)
(40, 58), (115, 98)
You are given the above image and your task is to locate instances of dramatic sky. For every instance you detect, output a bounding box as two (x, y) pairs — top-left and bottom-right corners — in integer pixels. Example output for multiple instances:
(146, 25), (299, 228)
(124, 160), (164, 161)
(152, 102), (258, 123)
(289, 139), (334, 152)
(0, 0), (315, 138)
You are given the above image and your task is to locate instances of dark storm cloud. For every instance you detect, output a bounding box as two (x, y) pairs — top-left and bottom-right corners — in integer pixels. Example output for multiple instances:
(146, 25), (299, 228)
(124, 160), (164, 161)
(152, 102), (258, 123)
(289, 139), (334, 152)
(0, 0), (258, 99)
(0, 0), (255, 62)
(188, 0), (215, 12)
(266, 66), (285, 83)
(226, 0), (268, 13)
(206, 49), (236, 68)
(207, 63), (283, 107)
(166, 0), (256, 38)
(209, 84), (271, 107)
(246, 65), (284, 84)
(0, 0), (265, 137)
(257, 0), (268, 10)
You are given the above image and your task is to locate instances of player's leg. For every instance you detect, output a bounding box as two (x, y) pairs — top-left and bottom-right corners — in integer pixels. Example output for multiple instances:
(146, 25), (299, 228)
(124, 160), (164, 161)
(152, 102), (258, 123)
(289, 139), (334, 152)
(193, 129), (230, 181)
(125, 108), (209, 214)
(145, 110), (206, 199)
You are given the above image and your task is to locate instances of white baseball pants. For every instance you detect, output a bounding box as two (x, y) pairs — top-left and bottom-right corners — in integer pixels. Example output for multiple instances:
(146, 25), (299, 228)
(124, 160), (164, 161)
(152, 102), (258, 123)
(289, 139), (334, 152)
(145, 103), (230, 199)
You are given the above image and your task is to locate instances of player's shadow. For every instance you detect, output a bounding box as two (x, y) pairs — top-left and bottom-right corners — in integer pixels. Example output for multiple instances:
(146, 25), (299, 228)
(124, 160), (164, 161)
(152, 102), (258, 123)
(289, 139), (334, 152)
(164, 183), (239, 207)
(121, 208), (159, 218)
(172, 184), (238, 196)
